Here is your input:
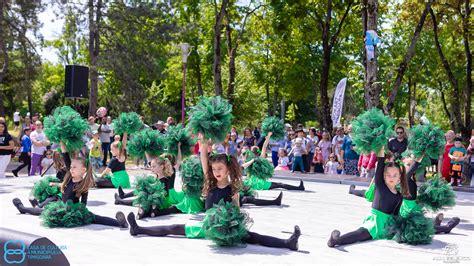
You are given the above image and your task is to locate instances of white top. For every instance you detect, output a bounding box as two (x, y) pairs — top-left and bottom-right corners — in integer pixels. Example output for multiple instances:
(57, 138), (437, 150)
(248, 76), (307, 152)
(279, 156), (289, 167)
(13, 112), (20, 122)
(99, 124), (111, 143)
(325, 161), (340, 174)
(331, 135), (345, 154)
(108, 123), (114, 138)
(41, 158), (56, 175)
(30, 131), (47, 155)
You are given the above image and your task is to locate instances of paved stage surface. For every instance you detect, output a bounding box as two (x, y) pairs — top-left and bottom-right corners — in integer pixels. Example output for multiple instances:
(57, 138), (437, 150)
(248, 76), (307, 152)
(0, 173), (473, 265)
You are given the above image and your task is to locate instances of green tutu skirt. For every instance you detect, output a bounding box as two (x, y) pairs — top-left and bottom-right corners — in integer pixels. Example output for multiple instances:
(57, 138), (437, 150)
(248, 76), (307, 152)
(243, 176), (272, 190)
(108, 170), (131, 189)
(168, 188), (185, 205)
(175, 196), (205, 214)
(365, 183), (375, 202)
(362, 208), (394, 240)
(399, 199), (423, 218)
(185, 221), (206, 239)
(40, 200), (94, 228)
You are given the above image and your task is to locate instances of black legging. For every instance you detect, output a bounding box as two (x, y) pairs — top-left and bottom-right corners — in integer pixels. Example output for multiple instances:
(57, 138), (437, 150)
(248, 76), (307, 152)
(13, 153), (31, 174)
(149, 205), (182, 217)
(269, 181), (304, 191)
(130, 221), (292, 249)
(96, 178), (115, 188)
(115, 197), (134, 206)
(38, 196), (60, 208)
(335, 227), (372, 246)
(351, 189), (366, 198)
(133, 223), (186, 236)
(245, 231), (291, 249)
(16, 205), (121, 227)
(240, 194), (281, 206)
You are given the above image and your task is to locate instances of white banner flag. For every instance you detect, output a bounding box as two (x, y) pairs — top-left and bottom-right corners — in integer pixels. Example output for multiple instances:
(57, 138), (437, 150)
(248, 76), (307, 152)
(331, 78), (347, 128)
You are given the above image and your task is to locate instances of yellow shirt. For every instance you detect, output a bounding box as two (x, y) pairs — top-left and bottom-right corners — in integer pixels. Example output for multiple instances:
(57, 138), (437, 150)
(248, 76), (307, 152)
(89, 139), (102, 158)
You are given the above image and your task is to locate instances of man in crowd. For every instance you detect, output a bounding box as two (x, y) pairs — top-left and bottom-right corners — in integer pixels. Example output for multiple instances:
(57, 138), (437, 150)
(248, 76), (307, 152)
(388, 126), (408, 160)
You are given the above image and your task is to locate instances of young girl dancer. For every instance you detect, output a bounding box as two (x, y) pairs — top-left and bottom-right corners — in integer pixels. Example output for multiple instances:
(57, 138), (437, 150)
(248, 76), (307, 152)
(126, 139), (301, 250)
(96, 132), (131, 188)
(328, 146), (409, 247)
(114, 156), (174, 209)
(243, 132), (305, 191)
(12, 142), (128, 228)
(400, 157), (460, 234)
(28, 150), (68, 208)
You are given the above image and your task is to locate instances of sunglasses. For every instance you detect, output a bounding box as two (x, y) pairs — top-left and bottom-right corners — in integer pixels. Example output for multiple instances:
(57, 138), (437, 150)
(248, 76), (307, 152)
(396, 131), (404, 134)
(330, 157), (335, 159)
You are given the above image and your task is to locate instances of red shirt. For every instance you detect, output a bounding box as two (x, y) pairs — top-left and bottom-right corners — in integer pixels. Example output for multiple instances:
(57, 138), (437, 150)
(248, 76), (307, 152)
(442, 143), (455, 178)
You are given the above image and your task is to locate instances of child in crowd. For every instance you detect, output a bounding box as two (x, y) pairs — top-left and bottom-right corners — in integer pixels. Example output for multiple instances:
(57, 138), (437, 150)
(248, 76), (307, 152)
(312, 146), (324, 173)
(289, 138), (307, 173)
(275, 148), (290, 171)
(448, 137), (467, 186)
(358, 152), (377, 179)
(325, 153), (341, 174)
(12, 127), (32, 177)
(41, 149), (56, 176)
(88, 130), (103, 171)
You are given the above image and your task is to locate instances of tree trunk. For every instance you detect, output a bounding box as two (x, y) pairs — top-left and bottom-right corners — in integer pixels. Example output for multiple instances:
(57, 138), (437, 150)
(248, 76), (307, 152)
(462, 0), (472, 140)
(88, 0), (101, 117)
(385, 0), (434, 113)
(0, 0), (7, 117)
(195, 50), (203, 96)
(213, 0), (228, 96)
(225, 19), (236, 104)
(364, 0), (381, 109)
(438, 80), (455, 130)
(318, 0), (333, 132)
(429, 7), (463, 133)
(408, 76), (413, 127)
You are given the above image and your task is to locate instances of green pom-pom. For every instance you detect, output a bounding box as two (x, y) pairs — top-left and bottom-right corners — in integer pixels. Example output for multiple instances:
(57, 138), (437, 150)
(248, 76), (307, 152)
(43, 106), (88, 152)
(31, 176), (61, 203)
(203, 199), (252, 247)
(112, 112), (144, 135)
(132, 175), (168, 212)
(180, 156), (204, 198)
(240, 185), (256, 197)
(246, 157), (274, 180)
(40, 200), (94, 228)
(417, 175), (456, 212)
(408, 124), (445, 160)
(127, 129), (166, 159)
(352, 108), (396, 154)
(402, 150), (432, 175)
(165, 125), (196, 157)
(387, 212), (435, 245)
(261, 116), (285, 140)
(188, 96), (233, 143)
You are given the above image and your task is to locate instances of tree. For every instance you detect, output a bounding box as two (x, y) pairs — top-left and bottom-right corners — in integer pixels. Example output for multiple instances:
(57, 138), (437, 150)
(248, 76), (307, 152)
(88, 0), (102, 116)
(212, 0), (228, 96)
(385, 0), (435, 113)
